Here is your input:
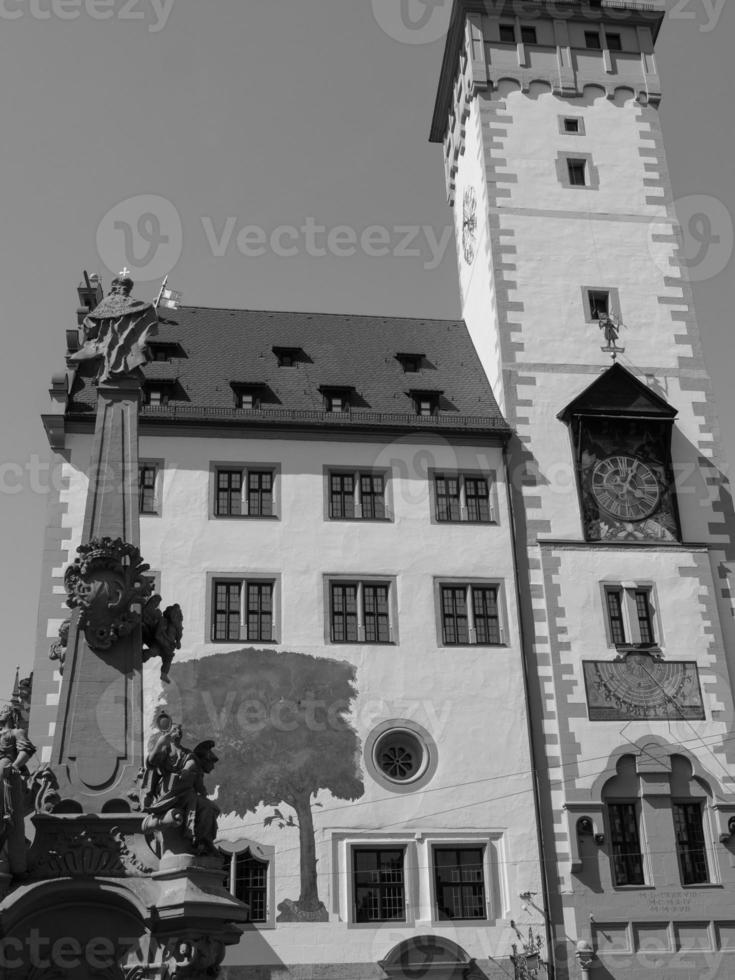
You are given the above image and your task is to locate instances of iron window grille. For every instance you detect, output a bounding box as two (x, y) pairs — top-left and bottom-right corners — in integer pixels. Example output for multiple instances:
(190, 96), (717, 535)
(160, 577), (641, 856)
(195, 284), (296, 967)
(353, 848), (406, 923)
(330, 581), (392, 644)
(434, 847), (487, 921)
(434, 473), (493, 523)
(585, 30), (602, 49)
(441, 585), (503, 646)
(674, 803), (709, 885)
(608, 802), (645, 886)
(520, 25), (537, 44)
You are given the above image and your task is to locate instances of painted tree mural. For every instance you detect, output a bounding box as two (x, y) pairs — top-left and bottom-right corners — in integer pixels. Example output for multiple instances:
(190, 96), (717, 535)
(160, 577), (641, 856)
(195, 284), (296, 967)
(164, 648), (364, 921)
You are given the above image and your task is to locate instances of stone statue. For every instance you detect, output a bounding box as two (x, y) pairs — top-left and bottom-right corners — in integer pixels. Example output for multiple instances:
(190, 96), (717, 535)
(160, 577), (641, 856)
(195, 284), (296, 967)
(141, 724), (220, 855)
(142, 598), (184, 682)
(69, 273), (158, 383)
(49, 619), (70, 674)
(0, 703), (37, 876)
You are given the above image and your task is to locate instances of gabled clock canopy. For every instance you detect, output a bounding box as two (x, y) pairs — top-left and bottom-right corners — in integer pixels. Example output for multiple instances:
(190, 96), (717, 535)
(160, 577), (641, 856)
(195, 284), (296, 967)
(558, 363), (678, 423)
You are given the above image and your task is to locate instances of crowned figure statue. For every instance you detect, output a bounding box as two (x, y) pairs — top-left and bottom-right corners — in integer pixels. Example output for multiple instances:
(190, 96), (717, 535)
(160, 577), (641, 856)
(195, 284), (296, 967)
(70, 271), (158, 382)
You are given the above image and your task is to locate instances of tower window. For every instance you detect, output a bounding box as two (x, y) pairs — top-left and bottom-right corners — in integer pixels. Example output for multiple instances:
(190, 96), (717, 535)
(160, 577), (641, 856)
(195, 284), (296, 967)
(564, 118), (580, 134)
(520, 25), (537, 45)
(608, 802), (645, 886)
(674, 803), (709, 885)
(603, 585), (658, 648)
(567, 158), (588, 187)
(606, 33), (623, 51)
(499, 23), (516, 43)
(585, 31), (602, 49)
(588, 290), (610, 320)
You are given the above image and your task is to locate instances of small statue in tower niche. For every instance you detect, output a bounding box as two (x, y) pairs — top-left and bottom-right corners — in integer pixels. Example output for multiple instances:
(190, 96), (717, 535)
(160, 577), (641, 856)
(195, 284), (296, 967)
(69, 271), (158, 383)
(598, 312), (625, 359)
(49, 619), (70, 674)
(0, 703), (37, 876)
(142, 597), (183, 682)
(141, 721), (221, 856)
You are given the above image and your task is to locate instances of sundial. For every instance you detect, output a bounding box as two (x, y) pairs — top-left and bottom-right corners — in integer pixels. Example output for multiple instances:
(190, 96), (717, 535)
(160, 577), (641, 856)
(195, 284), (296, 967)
(583, 654), (705, 721)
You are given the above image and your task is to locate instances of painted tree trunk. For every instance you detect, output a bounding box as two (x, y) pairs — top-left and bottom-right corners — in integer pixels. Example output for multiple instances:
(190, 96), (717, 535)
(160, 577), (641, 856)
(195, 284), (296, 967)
(293, 792), (320, 912)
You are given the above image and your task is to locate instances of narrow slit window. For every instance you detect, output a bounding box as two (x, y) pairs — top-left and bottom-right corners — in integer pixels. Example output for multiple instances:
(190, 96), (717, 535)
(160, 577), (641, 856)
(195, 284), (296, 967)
(608, 802), (645, 886)
(606, 589), (626, 645)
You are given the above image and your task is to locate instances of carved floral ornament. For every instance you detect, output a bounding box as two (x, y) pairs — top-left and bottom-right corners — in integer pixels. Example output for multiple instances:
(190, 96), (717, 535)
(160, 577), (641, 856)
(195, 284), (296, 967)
(64, 537), (155, 652)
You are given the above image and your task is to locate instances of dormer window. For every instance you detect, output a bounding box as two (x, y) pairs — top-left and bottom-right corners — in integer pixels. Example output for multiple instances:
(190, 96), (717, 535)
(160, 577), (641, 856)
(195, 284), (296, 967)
(396, 353), (424, 374)
(147, 342), (185, 363)
(320, 386), (353, 414)
(410, 390), (441, 417)
(273, 346), (304, 367)
(145, 386), (169, 406)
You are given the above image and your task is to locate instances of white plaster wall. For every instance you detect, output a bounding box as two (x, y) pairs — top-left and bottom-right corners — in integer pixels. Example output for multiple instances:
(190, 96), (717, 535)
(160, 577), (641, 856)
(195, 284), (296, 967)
(57, 428), (543, 965)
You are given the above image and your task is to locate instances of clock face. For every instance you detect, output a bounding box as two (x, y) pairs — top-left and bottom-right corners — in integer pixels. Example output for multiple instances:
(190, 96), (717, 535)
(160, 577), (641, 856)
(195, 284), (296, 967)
(591, 455), (660, 522)
(462, 186), (478, 265)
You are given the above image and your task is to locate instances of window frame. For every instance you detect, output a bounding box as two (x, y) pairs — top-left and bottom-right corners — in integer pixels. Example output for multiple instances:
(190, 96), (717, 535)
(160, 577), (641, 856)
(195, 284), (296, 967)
(606, 32), (623, 51)
(210, 462), (280, 520)
(673, 800), (710, 887)
(432, 845), (489, 922)
(208, 573), (281, 645)
(520, 25), (537, 45)
(434, 579), (507, 648)
(585, 29), (602, 49)
(144, 385), (171, 406)
(429, 469), (497, 525)
(324, 575), (398, 645)
(559, 115), (585, 136)
(138, 459), (163, 517)
(581, 286), (621, 324)
(601, 582), (660, 649)
(409, 389), (441, 418)
(557, 152), (600, 191)
(324, 467), (393, 522)
(352, 846), (408, 925)
(607, 800), (646, 888)
(220, 840), (276, 929)
(498, 22), (516, 43)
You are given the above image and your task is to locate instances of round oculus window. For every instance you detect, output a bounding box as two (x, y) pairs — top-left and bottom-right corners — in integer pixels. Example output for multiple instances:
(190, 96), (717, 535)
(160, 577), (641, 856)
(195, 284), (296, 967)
(373, 729), (428, 785)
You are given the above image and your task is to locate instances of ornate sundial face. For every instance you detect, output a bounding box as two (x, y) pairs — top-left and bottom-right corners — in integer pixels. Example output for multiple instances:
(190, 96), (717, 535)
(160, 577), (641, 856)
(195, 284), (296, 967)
(462, 186), (478, 265)
(584, 655), (705, 721)
(591, 454), (660, 522)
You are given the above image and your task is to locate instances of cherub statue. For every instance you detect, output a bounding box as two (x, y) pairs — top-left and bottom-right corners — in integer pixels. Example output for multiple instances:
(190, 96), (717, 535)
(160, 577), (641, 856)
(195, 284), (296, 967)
(141, 722), (220, 855)
(142, 598), (183, 682)
(69, 272), (158, 383)
(0, 703), (37, 876)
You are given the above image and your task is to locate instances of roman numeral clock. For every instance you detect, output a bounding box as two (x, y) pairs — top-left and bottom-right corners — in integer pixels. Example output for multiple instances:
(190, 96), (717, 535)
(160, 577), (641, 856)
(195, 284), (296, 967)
(560, 364), (682, 543)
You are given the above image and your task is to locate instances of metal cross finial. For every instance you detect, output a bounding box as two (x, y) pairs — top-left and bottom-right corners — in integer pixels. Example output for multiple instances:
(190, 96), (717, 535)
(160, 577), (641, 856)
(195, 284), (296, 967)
(119, 267), (132, 278)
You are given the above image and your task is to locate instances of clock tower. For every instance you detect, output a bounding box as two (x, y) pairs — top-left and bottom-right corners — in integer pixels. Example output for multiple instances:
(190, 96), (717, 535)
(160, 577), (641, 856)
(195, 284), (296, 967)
(432, 2), (735, 978)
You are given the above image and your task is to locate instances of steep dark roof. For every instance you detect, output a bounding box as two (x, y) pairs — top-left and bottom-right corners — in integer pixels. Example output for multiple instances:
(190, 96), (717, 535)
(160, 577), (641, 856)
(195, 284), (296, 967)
(558, 363), (677, 422)
(67, 307), (509, 437)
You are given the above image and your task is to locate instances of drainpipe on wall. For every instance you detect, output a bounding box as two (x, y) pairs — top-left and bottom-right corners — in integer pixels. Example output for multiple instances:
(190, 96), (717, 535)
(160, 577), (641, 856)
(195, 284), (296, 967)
(502, 439), (556, 980)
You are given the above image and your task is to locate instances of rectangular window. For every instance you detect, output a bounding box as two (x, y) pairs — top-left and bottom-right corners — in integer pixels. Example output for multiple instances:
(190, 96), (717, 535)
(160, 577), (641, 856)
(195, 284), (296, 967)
(499, 23), (516, 43)
(604, 585), (657, 647)
(233, 852), (268, 922)
(567, 158), (588, 186)
(434, 847), (487, 921)
(564, 117), (581, 133)
(139, 464), (159, 515)
(588, 290), (610, 320)
(440, 584), (503, 646)
(520, 25), (537, 44)
(353, 848), (406, 923)
(609, 803), (645, 886)
(211, 579), (276, 643)
(606, 32), (622, 51)
(674, 803), (709, 885)
(434, 473), (494, 523)
(328, 471), (388, 521)
(248, 471), (273, 517)
(216, 469), (243, 517)
(330, 581), (393, 644)
(585, 30), (602, 49)
(246, 582), (274, 642)
(146, 388), (169, 406)
(212, 580), (242, 642)
(213, 467), (276, 518)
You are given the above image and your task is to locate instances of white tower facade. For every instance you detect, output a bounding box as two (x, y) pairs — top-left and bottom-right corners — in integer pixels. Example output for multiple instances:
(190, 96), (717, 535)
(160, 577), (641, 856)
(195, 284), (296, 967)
(432, 2), (735, 977)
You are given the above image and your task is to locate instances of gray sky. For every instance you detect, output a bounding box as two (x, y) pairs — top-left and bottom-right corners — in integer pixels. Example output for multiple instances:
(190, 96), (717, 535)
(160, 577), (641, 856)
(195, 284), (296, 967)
(0, 0), (733, 701)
